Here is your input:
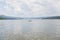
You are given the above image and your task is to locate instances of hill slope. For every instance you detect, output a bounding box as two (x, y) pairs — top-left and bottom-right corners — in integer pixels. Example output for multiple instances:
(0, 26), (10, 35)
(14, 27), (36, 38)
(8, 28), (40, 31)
(42, 16), (60, 19)
(0, 15), (23, 19)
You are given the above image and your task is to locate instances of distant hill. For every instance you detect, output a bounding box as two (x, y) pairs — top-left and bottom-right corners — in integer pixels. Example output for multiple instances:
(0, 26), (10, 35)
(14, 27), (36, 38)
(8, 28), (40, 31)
(24, 16), (60, 19)
(41, 16), (60, 19)
(0, 15), (60, 19)
(0, 15), (23, 19)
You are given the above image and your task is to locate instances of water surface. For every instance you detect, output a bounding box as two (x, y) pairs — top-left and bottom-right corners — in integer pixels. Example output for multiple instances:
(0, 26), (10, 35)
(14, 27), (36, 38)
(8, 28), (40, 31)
(0, 19), (58, 40)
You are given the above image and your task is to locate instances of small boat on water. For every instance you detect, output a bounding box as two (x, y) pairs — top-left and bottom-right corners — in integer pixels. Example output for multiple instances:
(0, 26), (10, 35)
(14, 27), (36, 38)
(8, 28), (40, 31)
(28, 20), (32, 22)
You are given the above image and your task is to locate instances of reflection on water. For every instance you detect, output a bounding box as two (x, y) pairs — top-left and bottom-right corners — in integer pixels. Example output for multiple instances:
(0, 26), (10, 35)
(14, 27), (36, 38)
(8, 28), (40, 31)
(0, 19), (57, 40)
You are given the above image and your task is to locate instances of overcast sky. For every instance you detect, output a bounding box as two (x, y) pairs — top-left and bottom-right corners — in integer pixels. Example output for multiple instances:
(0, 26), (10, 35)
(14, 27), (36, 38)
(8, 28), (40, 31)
(0, 0), (60, 17)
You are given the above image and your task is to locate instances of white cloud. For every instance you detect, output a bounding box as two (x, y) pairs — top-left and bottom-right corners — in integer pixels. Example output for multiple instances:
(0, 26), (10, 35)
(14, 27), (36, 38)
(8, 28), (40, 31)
(0, 0), (60, 17)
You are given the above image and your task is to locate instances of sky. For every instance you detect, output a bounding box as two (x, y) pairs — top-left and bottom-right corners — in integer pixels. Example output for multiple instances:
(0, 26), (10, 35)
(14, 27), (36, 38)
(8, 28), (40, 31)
(0, 0), (60, 17)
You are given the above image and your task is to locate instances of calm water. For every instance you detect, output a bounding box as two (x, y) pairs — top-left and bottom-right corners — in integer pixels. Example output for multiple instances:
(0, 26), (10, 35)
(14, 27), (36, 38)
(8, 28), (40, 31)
(0, 19), (59, 40)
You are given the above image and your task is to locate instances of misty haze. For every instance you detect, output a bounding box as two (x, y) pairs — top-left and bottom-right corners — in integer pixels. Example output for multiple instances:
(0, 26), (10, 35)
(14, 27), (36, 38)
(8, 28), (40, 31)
(0, 0), (60, 40)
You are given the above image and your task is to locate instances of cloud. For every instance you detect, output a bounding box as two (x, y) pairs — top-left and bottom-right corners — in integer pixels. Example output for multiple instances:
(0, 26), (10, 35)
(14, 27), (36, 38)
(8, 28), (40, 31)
(0, 0), (60, 17)
(46, 0), (60, 16)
